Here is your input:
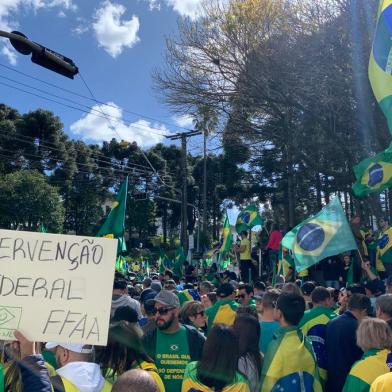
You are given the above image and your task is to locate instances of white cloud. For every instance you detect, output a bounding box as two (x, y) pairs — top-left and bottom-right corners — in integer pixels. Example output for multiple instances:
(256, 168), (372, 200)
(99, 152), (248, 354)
(0, 0), (76, 64)
(145, 0), (202, 19)
(70, 102), (170, 147)
(1, 45), (17, 65)
(93, 1), (140, 58)
(73, 25), (89, 35)
(165, 0), (203, 19)
(146, 0), (161, 11)
(173, 114), (194, 128)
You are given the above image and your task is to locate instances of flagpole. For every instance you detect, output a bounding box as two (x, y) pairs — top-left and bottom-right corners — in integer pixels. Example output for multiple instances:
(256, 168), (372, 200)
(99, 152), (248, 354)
(122, 176), (129, 248)
(258, 248), (262, 278)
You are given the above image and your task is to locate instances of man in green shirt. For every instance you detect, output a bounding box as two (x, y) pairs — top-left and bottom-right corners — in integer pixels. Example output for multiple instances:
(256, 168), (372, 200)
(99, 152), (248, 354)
(143, 290), (205, 392)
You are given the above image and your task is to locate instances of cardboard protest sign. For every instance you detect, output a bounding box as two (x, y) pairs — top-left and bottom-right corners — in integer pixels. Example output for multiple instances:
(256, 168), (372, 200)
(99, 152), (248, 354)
(0, 229), (117, 345)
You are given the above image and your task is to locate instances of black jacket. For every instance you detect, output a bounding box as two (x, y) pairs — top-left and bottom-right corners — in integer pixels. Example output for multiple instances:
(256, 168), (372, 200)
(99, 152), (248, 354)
(143, 323), (205, 361)
(17, 355), (52, 392)
(326, 311), (363, 392)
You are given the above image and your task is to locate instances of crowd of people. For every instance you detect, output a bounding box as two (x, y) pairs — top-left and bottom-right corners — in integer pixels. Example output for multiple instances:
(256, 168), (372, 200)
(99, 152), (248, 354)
(3, 216), (392, 391)
(2, 263), (392, 392)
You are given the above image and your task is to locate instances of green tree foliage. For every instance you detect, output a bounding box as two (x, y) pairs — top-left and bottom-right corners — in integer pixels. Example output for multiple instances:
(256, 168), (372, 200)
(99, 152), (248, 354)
(154, 0), (389, 225)
(0, 170), (64, 232)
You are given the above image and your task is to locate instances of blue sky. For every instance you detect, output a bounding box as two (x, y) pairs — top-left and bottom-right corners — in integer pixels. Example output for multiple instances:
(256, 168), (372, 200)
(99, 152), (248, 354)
(0, 0), (207, 152)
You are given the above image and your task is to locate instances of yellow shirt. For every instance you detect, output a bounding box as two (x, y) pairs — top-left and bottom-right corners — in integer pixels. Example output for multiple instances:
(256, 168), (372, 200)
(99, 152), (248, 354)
(240, 238), (251, 260)
(371, 372), (392, 392)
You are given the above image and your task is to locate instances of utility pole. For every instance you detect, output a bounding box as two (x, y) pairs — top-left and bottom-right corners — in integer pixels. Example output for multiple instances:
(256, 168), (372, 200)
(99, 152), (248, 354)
(167, 130), (202, 252)
(203, 130), (207, 235)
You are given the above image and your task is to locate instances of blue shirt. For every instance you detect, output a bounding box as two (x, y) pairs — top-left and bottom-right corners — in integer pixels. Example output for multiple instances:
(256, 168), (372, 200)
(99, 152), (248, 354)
(259, 320), (280, 354)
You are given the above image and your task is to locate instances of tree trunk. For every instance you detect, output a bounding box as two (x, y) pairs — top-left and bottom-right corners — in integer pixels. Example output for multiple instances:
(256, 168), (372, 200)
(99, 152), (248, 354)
(163, 203), (167, 245)
(315, 172), (322, 210)
(202, 131), (208, 234)
(343, 191), (348, 216)
(287, 172), (295, 227)
(324, 176), (330, 204)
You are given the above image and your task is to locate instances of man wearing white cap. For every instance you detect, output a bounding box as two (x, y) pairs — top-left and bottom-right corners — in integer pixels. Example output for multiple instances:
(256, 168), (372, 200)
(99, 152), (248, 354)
(45, 342), (111, 391)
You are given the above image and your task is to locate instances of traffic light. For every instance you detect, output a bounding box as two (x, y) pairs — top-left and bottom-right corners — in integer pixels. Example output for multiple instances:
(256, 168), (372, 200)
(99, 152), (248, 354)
(9, 31), (78, 79)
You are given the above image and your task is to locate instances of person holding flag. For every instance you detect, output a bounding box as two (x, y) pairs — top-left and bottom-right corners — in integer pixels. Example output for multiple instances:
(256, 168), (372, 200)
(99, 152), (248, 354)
(281, 198), (358, 276)
(376, 217), (392, 277)
(235, 205), (263, 282)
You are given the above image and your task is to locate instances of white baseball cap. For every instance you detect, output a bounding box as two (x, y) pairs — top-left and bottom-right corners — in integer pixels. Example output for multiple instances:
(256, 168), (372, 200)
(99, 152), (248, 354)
(45, 342), (93, 354)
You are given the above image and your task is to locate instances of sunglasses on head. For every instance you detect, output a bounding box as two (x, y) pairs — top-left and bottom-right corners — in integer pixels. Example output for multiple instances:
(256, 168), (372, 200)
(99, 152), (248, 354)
(153, 306), (175, 315)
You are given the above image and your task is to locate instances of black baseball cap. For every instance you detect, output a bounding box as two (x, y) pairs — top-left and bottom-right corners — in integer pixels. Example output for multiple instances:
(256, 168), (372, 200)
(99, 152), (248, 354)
(216, 283), (235, 298)
(111, 306), (138, 323)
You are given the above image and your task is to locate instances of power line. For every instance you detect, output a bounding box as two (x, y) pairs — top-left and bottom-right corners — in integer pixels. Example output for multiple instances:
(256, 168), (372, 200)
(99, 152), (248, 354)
(0, 79), (169, 138)
(0, 61), (192, 132)
(0, 146), (151, 178)
(0, 152), (149, 184)
(0, 126), (176, 175)
(0, 129), (174, 176)
(78, 72), (181, 195)
(0, 74), (169, 137)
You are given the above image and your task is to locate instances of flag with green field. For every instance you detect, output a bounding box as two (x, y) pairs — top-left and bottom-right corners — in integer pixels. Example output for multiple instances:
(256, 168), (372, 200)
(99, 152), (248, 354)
(378, 228), (392, 263)
(115, 255), (128, 275)
(235, 204), (263, 234)
(352, 144), (392, 197)
(281, 198), (357, 272)
(369, 0), (392, 133)
(174, 246), (186, 277)
(220, 213), (233, 253)
(158, 251), (169, 274)
(97, 178), (128, 271)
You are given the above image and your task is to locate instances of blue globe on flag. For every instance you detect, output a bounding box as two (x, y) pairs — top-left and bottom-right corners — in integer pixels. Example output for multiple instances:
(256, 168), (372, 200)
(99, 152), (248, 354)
(296, 223), (325, 252)
(240, 211), (251, 224)
(368, 163), (384, 187)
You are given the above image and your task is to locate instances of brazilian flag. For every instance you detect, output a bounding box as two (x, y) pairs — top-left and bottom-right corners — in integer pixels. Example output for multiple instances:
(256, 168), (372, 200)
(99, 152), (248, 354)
(261, 326), (322, 392)
(220, 212), (233, 253)
(282, 198), (357, 272)
(352, 144), (392, 197)
(97, 178), (128, 254)
(235, 204), (263, 233)
(173, 246), (186, 278)
(158, 251), (169, 274)
(378, 226), (392, 263)
(369, 0), (392, 133)
(115, 255), (128, 275)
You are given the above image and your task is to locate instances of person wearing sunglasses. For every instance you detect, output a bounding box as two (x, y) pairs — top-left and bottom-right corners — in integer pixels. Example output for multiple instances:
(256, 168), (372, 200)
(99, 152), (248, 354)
(237, 284), (256, 307)
(143, 290), (205, 392)
(179, 301), (207, 334)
